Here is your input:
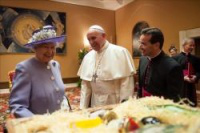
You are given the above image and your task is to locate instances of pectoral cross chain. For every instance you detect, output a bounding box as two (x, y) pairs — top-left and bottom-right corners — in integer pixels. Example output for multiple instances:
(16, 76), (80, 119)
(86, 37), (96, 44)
(93, 73), (98, 83)
(92, 48), (107, 83)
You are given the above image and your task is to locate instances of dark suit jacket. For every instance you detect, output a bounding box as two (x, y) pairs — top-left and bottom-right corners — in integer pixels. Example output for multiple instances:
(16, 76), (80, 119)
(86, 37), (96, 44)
(173, 52), (200, 106)
(137, 51), (184, 102)
(173, 52), (200, 81)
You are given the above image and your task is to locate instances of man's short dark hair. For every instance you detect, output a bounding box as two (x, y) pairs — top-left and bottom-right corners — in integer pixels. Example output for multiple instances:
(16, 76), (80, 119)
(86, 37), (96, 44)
(141, 27), (164, 49)
(168, 45), (177, 52)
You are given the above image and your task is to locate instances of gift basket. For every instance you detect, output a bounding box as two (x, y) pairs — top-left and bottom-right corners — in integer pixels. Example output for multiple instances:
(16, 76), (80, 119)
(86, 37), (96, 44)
(6, 97), (200, 133)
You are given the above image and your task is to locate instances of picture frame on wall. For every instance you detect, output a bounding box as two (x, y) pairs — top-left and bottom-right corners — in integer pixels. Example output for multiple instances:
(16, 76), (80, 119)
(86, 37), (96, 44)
(0, 6), (66, 54)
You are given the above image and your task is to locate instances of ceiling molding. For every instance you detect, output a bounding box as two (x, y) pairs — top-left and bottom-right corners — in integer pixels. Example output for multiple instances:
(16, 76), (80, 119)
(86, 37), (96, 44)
(50, 0), (134, 10)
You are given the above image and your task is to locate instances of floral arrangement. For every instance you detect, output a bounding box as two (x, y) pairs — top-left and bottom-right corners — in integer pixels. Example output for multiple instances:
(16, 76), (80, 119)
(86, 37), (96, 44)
(77, 48), (89, 87)
(28, 26), (56, 43)
(78, 48), (88, 64)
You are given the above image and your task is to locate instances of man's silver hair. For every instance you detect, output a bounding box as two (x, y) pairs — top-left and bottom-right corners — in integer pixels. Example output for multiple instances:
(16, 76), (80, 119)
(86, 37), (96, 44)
(88, 25), (105, 33)
(182, 38), (194, 46)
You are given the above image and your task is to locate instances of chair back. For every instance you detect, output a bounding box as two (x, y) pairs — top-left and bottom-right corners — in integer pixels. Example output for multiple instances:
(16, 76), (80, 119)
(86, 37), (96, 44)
(8, 70), (15, 91)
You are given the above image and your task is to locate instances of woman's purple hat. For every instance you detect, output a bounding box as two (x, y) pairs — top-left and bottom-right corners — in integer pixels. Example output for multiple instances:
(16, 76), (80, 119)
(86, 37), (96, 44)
(24, 25), (65, 48)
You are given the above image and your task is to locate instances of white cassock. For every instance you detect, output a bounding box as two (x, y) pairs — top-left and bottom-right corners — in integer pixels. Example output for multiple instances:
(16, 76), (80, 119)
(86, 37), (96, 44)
(78, 41), (136, 109)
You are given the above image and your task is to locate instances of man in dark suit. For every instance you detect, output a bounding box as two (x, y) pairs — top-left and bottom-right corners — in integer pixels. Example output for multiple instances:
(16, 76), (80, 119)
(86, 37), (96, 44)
(173, 38), (200, 107)
(137, 27), (184, 102)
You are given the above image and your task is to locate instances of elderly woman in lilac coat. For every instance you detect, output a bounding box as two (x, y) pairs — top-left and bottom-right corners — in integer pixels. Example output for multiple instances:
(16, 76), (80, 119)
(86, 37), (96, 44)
(9, 25), (70, 118)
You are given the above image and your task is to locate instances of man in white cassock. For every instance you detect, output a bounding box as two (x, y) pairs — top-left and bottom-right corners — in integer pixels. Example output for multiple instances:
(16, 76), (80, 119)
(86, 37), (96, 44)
(78, 25), (136, 109)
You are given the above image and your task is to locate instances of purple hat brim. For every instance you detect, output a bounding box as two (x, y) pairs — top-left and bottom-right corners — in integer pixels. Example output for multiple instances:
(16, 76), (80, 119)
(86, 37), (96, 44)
(24, 35), (66, 48)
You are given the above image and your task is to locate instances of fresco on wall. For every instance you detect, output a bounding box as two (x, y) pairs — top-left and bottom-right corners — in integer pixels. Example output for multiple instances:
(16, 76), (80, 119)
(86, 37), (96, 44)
(132, 21), (149, 57)
(0, 6), (66, 54)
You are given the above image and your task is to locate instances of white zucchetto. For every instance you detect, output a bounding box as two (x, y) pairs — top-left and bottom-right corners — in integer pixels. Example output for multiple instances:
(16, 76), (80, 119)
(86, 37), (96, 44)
(88, 25), (105, 33)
